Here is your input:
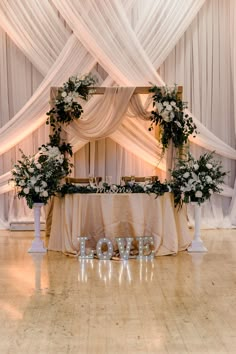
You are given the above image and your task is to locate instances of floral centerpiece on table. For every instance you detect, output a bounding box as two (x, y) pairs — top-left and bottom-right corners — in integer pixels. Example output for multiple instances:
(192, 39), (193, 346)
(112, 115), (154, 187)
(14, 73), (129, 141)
(60, 178), (170, 197)
(170, 151), (227, 208)
(149, 85), (197, 150)
(10, 144), (70, 209)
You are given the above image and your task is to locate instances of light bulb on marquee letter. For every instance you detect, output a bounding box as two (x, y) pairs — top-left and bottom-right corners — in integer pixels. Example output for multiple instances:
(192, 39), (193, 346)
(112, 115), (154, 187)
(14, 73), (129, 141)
(136, 236), (155, 260)
(96, 238), (113, 260)
(115, 237), (133, 260)
(78, 236), (94, 259)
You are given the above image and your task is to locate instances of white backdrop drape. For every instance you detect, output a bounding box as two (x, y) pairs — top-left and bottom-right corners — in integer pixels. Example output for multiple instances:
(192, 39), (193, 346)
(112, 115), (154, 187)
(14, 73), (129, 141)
(0, 0), (235, 230)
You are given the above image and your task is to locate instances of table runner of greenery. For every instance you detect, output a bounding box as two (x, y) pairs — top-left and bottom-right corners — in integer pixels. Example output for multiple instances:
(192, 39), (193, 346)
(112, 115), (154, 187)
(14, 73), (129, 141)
(59, 180), (170, 198)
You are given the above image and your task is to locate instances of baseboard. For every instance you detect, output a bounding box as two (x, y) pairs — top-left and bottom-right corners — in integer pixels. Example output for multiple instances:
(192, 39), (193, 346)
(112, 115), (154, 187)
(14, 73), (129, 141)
(10, 222), (45, 231)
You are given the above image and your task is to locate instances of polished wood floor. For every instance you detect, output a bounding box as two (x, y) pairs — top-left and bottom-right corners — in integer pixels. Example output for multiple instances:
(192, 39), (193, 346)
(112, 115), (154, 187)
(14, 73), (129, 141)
(1, 229), (236, 354)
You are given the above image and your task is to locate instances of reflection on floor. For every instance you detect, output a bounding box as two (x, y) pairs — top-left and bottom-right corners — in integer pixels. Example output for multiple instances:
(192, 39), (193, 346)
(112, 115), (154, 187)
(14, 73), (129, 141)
(1, 229), (236, 353)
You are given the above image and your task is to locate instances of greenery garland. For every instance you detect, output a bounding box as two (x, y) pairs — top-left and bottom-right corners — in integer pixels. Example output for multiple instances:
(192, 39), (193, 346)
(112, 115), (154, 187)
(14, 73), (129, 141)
(60, 179), (170, 198)
(149, 85), (197, 150)
(46, 74), (96, 157)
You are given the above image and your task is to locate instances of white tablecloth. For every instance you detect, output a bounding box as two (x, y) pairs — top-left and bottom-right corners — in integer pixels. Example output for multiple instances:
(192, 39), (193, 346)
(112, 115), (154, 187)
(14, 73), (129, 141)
(48, 193), (192, 256)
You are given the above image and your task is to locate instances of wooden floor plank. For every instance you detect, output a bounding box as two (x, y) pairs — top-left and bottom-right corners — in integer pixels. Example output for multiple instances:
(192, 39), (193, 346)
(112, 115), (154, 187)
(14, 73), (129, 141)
(1, 229), (236, 353)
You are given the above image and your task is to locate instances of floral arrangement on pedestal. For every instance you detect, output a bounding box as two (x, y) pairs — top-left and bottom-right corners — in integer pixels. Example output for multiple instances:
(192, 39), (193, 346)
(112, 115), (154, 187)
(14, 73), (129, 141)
(170, 151), (227, 208)
(10, 145), (70, 209)
(10, 74), (96, 209)
(149, 85), (197, 150)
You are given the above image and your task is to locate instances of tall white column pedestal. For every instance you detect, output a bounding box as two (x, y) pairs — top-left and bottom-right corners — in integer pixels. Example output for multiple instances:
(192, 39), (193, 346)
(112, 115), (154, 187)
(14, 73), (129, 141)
(28, 203), (47, 253)
(188, 203), (207, 253)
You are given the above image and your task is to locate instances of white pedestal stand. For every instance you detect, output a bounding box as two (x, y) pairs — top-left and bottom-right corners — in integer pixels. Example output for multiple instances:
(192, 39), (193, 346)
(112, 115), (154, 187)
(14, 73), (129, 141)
(188, 203), (207, 253)
(30, 253), (45, 290)
(28, 203), (47, 253)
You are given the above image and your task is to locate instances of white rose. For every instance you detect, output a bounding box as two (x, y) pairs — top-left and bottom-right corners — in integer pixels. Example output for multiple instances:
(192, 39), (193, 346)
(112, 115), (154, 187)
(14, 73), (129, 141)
(163, 101), (168, 106)
(41, 181), (47, 188)
(188, 179), (195, 185)
(61, 91), (67, 98)
(206, 176), (212, 183)
(166, 104), (173, 111)
(191, 172), (198, 181)
(111, 185), (118, 192)
(162, 112), (171, 122)
(49, 146), (60, 157)
(36, 163), (41, 169)
(193, 164), (199, 170)
(34, 186), (40, 193)
(19, 180), (25, 186)
(185, 185), (192, 192)
(40, 147), (46, 153)
(30, 177), (37, 185)
(41, 190), (48, 197)
(206, 163), (212, 169)
(171, 101), (176, 107)
(195, 190), (203, 198)
(64, 96), (72, 103)
(183, 172), (190, 179)
(23, 187), (30, 194)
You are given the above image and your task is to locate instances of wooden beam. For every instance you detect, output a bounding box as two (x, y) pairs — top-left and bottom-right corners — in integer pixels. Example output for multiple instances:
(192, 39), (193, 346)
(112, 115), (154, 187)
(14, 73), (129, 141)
(51, 86), (183, 97)
(91, 86), (182, 95)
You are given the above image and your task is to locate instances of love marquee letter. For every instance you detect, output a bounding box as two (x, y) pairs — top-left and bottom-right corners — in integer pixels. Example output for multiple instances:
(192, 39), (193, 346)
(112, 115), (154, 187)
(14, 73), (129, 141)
(115, 237), (133, 260)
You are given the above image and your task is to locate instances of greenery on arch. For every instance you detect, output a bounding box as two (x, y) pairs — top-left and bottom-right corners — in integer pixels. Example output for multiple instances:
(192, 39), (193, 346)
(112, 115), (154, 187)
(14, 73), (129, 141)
(149, 85), (198, 151)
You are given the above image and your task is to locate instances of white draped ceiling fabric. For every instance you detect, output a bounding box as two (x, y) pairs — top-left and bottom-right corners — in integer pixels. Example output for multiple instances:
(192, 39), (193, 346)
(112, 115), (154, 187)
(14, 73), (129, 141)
(0, 0), (236, 229)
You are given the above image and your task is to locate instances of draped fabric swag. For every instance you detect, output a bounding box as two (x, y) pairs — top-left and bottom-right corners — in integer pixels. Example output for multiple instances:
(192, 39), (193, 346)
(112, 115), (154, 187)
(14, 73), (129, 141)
(0, 0), (235, 229)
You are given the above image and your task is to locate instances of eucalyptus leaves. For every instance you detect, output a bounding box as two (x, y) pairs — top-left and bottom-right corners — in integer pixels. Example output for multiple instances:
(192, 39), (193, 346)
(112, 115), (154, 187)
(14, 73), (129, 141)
(149, 85), (197, 150)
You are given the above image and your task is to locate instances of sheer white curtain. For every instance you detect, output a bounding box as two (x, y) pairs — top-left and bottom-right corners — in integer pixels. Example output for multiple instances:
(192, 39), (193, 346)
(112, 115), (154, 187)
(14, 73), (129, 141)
(0, 0), (205, 180)
(160, 0), (236, 227)
(1, 0), (236, 229)
(0, 0), (71, 75)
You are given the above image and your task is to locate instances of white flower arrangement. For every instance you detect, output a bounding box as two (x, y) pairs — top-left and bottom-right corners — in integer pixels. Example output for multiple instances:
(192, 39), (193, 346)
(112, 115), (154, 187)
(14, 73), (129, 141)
(46, 74), (96, 126)
(170, 151), (227, 207)
(10, 144), (68, 208)
(149, 85), (197, 150)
